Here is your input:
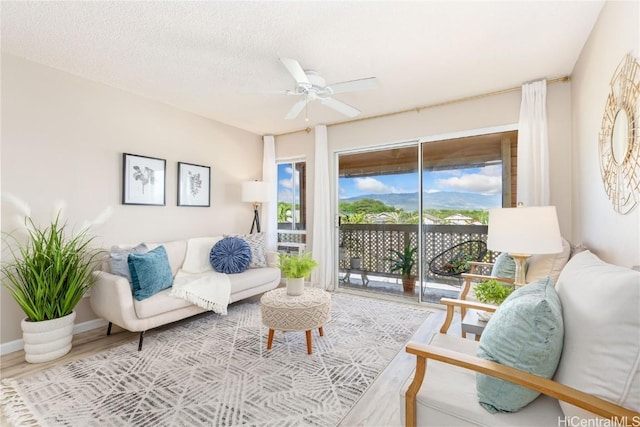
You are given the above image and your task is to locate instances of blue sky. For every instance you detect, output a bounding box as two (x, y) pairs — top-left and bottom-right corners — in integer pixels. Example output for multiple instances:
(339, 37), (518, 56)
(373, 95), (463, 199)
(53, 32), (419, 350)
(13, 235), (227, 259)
(278, 163), (502, 202)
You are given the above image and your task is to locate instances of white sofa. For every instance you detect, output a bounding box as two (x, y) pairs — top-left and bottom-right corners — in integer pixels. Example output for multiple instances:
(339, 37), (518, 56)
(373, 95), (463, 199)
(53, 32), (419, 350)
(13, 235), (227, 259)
(90, 238), (281, 350)
(401, 250), (640, 426)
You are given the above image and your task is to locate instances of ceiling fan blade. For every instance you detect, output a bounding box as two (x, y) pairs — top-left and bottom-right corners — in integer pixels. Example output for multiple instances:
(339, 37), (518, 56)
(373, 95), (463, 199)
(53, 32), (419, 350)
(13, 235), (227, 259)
(280, 58), (310, 85)
(256, 89), (298, 95)
(327, 77), (378, 94)
(285, 97), (310, 120)
(320, 97), (361, 117)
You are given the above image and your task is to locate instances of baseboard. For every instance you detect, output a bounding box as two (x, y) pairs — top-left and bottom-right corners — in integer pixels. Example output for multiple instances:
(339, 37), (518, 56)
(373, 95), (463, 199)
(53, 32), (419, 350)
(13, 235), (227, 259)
(0, 318), (108, 356)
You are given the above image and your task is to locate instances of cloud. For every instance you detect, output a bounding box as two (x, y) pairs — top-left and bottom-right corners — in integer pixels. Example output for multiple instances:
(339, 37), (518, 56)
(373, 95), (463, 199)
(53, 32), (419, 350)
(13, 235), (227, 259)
(425, 189), (441, 194)
(279, 167), (299, 189)
(278, 188), (294, 203)
(354, 177), (400, 194)
(436, 174), (501, 194)
(482, 164), (502, 177)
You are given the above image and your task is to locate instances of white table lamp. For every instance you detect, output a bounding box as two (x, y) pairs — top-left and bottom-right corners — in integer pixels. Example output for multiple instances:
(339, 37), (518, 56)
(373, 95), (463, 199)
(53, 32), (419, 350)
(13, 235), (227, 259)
(486, 206), (562, 288)
(242, 180), (271, 233)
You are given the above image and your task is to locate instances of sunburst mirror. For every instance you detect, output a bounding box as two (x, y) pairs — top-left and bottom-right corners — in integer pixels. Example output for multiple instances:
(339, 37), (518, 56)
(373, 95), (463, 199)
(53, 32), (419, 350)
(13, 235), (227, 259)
(598, 53), (640, 214)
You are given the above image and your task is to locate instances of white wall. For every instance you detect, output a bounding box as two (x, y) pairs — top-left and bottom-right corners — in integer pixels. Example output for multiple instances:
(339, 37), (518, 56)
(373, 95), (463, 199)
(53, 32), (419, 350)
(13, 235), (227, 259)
(277, 83), (574, 256)
(1, 54), (263, 345)
(571, 0), (640, 267)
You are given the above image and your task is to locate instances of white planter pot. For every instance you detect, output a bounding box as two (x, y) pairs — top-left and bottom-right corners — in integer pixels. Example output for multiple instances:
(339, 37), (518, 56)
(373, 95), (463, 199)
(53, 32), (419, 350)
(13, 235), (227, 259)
(286, 277), (305, 296)
(21, 311), (75, 363)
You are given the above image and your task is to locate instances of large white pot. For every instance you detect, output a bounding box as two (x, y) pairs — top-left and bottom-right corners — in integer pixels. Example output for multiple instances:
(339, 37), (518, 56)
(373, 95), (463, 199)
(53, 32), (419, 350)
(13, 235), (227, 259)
(21, 311), (75, 363)
(286, 277), (305, 296)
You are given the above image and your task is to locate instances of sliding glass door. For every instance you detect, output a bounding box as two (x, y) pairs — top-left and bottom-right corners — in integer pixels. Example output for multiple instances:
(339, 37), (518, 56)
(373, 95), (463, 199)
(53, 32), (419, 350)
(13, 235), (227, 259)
(335, 129), (516, 304)
(337, 145), (420, 302)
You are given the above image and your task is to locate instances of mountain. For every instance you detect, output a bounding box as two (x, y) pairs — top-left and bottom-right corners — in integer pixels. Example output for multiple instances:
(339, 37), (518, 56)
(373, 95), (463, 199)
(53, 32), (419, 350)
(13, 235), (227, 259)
(340, 191), (501, 211)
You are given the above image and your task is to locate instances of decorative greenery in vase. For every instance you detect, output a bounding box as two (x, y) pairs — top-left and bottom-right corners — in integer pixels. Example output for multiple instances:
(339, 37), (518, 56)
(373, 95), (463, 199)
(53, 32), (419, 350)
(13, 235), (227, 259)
(1, 199), (108, 322)
(277, 252), (318, 279)
(385, 244), (417, 293)
(473, 279), (515, 306)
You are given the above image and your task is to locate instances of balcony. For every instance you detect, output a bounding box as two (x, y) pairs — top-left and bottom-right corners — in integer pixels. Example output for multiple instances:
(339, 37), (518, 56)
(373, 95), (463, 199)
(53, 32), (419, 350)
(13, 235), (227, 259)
(277, 223), (497, 304)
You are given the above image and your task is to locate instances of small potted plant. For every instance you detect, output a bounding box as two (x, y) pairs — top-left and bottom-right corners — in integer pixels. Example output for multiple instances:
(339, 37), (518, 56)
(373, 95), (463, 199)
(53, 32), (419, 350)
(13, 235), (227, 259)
(442, 252), (475, 274)
(386, 245), (417, 293)
(277, 252), (318, 296)
(340, 234), (363, 269)
(473, 279), (515, 320)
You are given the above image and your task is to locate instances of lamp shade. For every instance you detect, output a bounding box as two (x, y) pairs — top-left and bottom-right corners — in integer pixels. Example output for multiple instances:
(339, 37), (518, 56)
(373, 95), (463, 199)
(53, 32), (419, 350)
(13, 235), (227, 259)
(487, 206), (562, 254)
(241, 181), (271, 203)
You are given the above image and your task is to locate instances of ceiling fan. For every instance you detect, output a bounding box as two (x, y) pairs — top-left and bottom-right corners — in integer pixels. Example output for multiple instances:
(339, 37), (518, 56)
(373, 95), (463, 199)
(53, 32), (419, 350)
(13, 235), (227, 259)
(275, 57), (378, 120)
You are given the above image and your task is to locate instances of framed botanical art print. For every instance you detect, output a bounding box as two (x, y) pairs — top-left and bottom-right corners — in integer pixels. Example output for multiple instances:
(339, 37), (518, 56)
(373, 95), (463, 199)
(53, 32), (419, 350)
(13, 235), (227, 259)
(122, 153), (166, 206)
(177, 162), (211, 207)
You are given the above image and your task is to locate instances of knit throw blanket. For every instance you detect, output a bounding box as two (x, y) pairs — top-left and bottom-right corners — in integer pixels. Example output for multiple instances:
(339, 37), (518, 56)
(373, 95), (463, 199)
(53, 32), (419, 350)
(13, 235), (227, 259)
(170, 270), (231, 315)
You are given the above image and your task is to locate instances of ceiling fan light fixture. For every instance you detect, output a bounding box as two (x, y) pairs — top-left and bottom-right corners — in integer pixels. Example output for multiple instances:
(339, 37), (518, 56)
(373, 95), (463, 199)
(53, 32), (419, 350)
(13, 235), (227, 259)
(277, 57), (377, 120)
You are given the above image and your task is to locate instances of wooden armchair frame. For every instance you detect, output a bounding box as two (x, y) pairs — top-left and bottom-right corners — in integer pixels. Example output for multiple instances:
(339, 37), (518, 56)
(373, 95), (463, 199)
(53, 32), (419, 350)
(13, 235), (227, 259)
(404, 340), (640, 427)
(405, 296), (640, 426)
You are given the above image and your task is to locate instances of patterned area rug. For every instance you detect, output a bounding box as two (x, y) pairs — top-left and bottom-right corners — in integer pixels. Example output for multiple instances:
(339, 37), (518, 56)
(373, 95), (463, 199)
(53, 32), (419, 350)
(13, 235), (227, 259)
(1, 292), (431, 426)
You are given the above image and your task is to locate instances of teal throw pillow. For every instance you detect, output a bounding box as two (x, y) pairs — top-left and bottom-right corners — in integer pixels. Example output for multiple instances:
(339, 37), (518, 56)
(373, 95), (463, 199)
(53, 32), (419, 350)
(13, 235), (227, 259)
(490, 252), (518, 279)
(476, 276), (564, 413)
(128, 245), (173, 301)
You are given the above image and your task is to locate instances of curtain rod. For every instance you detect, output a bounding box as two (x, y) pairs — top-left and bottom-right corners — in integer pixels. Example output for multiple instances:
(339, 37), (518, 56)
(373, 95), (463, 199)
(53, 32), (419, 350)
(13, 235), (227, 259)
(275, 75), (570, 137)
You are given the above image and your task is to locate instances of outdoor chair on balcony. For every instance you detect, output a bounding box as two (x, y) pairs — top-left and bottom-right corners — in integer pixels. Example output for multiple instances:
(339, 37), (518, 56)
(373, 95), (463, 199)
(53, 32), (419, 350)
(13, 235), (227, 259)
(427, 240), (487, 287)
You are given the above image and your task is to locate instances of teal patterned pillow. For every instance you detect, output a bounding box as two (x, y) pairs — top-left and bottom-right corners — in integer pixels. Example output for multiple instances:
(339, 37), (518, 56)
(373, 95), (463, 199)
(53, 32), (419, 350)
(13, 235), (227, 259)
(476, 276), (564, 413)
(128, 245), (173, 301)
(490, 252), (517, 279)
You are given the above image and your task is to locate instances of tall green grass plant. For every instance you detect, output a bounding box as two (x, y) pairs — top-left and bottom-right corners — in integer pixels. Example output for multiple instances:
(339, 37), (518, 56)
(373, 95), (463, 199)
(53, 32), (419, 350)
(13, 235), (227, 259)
(2, 214), (101, 321)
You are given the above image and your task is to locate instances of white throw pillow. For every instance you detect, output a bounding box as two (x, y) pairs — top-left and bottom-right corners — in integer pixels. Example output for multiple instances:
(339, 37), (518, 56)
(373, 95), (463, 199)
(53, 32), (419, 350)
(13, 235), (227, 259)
(526, 237), (571, 284)
(225, 232), (267, 268)
(553, 250), (640, 420)
(146, 240), (188, 277)
(181, 237), (222, 274)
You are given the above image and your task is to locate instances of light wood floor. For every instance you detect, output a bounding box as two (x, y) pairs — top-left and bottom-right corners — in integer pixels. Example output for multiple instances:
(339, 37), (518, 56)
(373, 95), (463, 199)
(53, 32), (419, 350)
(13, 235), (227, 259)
(1, 301), (465, 426)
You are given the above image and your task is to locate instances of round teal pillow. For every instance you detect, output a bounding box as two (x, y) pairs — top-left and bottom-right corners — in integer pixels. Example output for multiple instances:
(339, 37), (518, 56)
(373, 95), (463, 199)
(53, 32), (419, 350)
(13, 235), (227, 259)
(209, 237), (252, 274)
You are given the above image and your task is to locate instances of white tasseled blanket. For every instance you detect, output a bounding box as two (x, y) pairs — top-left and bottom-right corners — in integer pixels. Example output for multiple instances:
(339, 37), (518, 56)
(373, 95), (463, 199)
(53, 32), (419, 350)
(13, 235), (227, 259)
(170, 270), (231, 315)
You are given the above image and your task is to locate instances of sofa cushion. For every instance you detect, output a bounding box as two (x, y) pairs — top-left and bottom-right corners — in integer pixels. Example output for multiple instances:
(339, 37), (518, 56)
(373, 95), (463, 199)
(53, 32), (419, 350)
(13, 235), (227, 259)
(554, 250), (640, 419)
(526, 237), (571, 284)
(210, 237), (251, 274)
(128, 245), (174, 301)
(182, 236), (222, 273)
(145, 240), (187, 277)
(225, 232), (267, 268)
(133, 287), (195, 319)
(490, 252), (517, 279)
(399, 333), (563, 426)
(227, 267), (281, 295)
(109, 243), (148, 284)
(476, 276), (564, 413)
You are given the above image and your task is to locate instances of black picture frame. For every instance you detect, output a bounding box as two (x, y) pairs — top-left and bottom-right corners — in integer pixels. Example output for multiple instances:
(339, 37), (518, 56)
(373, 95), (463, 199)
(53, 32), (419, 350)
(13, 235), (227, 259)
(177, 162), (211, 207)
(122, 153), (166, 206)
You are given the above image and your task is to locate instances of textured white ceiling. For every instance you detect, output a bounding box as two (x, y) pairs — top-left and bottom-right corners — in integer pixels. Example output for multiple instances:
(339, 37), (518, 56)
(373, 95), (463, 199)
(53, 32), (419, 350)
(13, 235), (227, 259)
(1, 1), (604, 136)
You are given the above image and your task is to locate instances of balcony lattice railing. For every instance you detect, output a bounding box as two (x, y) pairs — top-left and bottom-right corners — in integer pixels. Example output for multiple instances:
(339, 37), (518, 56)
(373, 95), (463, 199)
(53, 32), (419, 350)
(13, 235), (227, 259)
(276, 223), (498, 284)
(339, 224), (497, 283)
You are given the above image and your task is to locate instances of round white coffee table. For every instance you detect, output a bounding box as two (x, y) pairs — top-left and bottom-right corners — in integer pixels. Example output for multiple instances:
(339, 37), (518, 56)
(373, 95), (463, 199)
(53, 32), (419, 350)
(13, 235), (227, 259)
(260, 287), (331, 355)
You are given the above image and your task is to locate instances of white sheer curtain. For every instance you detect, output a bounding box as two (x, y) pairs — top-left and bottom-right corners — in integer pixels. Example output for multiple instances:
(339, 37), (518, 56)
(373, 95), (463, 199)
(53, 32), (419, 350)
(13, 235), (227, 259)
(262, 135), (278, 251)
(311, 125), (334, 290)
(517, 79), (550, 206)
